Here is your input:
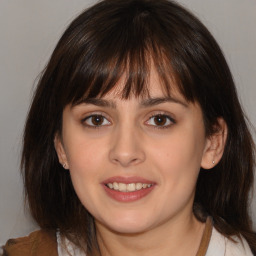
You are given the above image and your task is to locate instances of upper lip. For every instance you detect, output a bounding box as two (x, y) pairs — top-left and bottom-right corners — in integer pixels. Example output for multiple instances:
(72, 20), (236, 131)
(102, 176), (155, 185)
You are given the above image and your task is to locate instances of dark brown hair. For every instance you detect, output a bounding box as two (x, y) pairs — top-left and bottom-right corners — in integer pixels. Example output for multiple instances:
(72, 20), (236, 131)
(22, 0), (256, 254)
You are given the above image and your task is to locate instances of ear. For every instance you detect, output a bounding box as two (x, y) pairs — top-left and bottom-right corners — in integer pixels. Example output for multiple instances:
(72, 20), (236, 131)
(201, 118), (228, 169)
(54, 134), (69, 169)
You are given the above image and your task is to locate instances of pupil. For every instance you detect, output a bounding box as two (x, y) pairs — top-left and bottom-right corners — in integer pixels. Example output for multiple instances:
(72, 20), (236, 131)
(92, 115), (103, 125)
(154, 115), (166, 126)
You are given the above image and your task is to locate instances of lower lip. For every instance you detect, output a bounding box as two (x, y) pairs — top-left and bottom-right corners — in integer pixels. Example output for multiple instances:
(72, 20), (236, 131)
(102, 185), (155, 202)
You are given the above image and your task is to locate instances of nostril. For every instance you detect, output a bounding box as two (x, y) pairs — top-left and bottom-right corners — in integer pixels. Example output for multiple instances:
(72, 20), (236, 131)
(108, 132), (146, 166)
(110, 154), (145, 167)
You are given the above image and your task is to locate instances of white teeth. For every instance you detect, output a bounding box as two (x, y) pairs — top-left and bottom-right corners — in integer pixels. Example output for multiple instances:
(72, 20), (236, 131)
(113, 182), (119, 190)
(136, 183), (142, 190)
(106, 182), (153, 192)
(142, 184), (147, 188)
(107, 183), (113, 189)
(127, 183), (136, 192)
(118, 183), (126, 192)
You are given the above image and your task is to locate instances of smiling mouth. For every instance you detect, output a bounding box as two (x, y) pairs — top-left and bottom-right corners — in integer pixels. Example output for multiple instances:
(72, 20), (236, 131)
(106, 182), (153, 192)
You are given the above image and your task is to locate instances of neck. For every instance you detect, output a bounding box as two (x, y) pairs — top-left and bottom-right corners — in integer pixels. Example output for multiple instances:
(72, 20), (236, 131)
(95, 213), (205, 256)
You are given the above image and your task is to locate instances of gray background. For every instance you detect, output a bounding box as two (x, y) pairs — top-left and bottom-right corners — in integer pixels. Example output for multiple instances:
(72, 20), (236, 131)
(0, 0), (255, 244)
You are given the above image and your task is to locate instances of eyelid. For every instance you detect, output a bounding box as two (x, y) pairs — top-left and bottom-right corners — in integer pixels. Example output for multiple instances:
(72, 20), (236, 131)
(81, 112), (112, 128)
(145, 111), (176, 128)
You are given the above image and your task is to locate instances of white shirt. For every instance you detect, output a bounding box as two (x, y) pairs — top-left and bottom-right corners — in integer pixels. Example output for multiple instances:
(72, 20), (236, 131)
(205, 227), (253, 256)
(57, 227), (253, 256)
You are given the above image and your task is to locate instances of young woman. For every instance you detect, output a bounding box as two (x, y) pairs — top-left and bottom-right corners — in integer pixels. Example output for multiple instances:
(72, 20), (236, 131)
(2, 0), (256, 255)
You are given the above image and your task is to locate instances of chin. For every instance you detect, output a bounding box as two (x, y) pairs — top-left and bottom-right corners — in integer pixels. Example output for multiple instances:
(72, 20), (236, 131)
(98, 213), (155, 234)
(108, 222), (151, 235)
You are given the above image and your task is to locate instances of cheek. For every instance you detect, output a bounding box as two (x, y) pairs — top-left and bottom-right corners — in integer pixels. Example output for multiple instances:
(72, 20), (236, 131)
(149, 127), (206, 193)
(64, 130), (105, 170)
(63, 139), (107, 201)
(65, 139), (105, 208)
(148, 133), (204, 215)
(152, 133), (204, 171)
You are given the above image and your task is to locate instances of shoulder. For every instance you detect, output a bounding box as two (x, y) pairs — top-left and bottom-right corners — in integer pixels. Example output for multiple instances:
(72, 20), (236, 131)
(1, 230), (58, 256)
(206, 227), (253, 256)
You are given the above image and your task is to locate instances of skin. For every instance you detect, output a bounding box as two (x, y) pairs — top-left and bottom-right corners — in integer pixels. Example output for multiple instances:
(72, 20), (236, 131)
(55, 70), (227, 256)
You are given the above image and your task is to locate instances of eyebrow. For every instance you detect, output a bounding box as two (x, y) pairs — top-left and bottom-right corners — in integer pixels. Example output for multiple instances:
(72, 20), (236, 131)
(76, 98), (117, 108)
(76, 96), (188, 109)
(140, 97), (188, 108)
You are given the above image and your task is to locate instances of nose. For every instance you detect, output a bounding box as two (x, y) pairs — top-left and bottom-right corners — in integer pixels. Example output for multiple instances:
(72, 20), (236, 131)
(109, 124), (146, 167)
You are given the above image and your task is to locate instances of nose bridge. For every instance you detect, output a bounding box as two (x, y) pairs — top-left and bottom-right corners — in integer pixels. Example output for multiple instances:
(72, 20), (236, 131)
(109, 119), (145, 167)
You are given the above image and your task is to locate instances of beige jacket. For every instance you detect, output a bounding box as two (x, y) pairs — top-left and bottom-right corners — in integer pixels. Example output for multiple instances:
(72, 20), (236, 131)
(2, 218), (253, 256)
(2, 230), (57, 256)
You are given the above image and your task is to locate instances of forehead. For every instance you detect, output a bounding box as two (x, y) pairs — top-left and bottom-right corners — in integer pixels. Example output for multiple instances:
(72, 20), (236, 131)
(69, 54), (194, 108)
(72, 66), (190, 111)
(94, 66), (184, 101)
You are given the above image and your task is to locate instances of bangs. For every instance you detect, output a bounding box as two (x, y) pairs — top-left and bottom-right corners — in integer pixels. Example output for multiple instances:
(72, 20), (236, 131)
(54, 1), (197, 106)
(70, 39), (176, 104)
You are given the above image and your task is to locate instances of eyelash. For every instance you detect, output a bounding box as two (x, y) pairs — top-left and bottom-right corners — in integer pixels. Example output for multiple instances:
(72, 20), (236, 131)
(146, 113), (176, 129)
(82, 114), (111, 129)
(81, 113), (176, 129)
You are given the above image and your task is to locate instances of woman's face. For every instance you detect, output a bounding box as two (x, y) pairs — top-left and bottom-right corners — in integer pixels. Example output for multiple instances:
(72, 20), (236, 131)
(55, 70), (213, 234)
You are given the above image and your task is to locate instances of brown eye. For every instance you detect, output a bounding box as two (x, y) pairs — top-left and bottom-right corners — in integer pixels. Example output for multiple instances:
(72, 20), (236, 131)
(153, 115), (168, 126)
(84, 115), (110, 127)
(146, 114), (175, 128)
(91, 115), (104, 125)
